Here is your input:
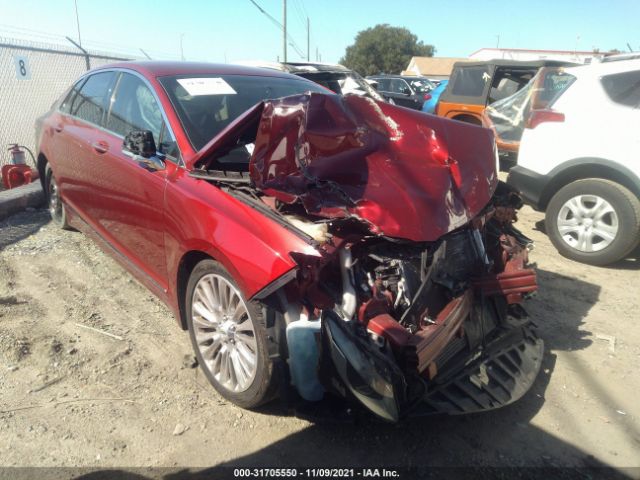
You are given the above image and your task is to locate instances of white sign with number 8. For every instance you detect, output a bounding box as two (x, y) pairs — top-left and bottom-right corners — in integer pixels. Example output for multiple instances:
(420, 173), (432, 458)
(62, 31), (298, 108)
(14, 55), (31, 80)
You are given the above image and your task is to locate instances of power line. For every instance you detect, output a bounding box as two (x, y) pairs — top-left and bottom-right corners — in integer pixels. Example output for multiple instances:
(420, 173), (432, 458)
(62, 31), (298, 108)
(291, 0), (307, 30)
(247, 0), (306, 59)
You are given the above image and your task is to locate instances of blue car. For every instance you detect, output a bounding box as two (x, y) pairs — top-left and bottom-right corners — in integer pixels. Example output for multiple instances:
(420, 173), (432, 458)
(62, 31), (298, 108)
(421, 80), (448, 114)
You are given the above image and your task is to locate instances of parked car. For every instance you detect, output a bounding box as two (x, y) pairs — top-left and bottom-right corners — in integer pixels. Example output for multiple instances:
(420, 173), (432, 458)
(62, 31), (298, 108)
(436, 60), (573, 125)
(507, 59), (640, 265)
(36, 61), (543, 421)
(366, 74), (435, 109)
(236, 61), (384, 101)
(422, 79), (449, 114)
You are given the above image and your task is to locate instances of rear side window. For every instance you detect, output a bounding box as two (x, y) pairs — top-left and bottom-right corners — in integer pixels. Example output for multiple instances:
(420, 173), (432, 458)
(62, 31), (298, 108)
(451, 66), (490, 97)
(389, 79), (409, 94)
(70, 72), (115, 126)
(376, 78), (390, 92)
(601, 70), (640, 107)
(60, 79), (85, 114)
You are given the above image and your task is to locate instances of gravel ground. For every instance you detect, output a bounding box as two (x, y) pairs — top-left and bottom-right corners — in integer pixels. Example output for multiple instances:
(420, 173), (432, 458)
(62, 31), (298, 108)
(0, 206), (639, 478)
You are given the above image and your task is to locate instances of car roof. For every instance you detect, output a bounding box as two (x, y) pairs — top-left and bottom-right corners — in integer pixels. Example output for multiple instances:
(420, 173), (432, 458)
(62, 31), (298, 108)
(284, 62), (352, 73)
(565, 58), (640, 77)
(453, 59), (576, 69)
(368, 74), (431, 79)
(232, 60), (355, 75)
(92, 60), (299, 80)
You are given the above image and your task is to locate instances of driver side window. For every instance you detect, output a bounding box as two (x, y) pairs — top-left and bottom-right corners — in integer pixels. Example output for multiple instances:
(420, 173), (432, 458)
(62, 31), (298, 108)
(107, 73), (178, 159)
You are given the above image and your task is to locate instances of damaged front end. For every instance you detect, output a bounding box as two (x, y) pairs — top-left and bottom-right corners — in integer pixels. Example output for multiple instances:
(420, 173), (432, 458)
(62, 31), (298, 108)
(193, 93), (543, 422)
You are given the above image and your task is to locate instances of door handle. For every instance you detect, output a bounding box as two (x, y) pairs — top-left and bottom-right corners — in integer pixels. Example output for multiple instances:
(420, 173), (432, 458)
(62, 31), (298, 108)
(92, 141), (109, 154)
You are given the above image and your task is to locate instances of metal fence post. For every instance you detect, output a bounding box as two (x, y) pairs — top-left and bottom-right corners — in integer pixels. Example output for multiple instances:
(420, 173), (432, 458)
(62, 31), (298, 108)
(65, 36), (90, 70)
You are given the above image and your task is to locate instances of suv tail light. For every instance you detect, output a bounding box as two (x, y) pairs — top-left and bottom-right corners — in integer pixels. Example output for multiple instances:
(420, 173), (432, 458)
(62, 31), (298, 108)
(424, 94), (432, 101)
(526, 109), (565, 129)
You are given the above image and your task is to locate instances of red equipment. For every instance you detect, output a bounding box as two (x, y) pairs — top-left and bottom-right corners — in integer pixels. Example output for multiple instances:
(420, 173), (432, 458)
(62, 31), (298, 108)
(1, 145), (39, 189)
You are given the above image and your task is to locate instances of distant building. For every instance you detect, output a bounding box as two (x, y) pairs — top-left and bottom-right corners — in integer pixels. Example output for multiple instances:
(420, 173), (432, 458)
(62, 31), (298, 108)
(468, 48), (608, 64)
(402, 56), (471, 80)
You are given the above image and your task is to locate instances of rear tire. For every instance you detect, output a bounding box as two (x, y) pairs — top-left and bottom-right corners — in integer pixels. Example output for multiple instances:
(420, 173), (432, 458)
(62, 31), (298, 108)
(186, 259), (277, 408)
(45, 164), (70, 229)
(545, 179), (640, 266)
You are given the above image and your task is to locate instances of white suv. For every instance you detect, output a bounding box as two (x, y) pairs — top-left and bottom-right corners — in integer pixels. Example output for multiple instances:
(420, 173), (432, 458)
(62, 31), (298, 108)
(507, 59), (640, 265)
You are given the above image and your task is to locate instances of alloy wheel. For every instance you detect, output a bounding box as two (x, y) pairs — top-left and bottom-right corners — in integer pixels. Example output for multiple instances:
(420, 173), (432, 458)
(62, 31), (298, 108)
(556, 194), (619, 253)
(191, 274), (258, 393)
(48, 175), (63, 222)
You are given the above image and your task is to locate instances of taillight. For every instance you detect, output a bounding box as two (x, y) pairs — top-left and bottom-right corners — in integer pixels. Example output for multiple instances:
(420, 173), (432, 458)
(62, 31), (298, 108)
(424, 94), (432, 101)
(526, 109), (565, 129)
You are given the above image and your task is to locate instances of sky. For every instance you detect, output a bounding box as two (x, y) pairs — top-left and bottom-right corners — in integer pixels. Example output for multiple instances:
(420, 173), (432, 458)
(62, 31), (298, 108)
(1, 0), (638, 64)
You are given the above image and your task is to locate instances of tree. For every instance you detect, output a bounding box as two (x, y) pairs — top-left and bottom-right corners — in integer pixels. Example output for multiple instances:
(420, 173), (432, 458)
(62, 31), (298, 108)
(340, 24), (435, 76)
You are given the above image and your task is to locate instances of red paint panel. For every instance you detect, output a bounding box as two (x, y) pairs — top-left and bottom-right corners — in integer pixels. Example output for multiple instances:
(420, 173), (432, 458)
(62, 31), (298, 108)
(249, 93), (498, 242)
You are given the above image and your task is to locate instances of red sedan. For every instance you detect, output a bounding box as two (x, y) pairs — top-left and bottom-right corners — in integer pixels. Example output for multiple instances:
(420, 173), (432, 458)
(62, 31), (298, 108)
(36, 61), (543, 421)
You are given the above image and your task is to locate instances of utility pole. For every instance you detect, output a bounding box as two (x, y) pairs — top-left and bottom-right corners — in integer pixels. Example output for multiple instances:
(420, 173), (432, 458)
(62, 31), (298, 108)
(283, 0), (287, 62)
(315, 47), (318, 62)
(180, 33), (185, 61)
(307, 17), (310, 61)
(74, 0), (82, 47)
(495, 35), (500, 49)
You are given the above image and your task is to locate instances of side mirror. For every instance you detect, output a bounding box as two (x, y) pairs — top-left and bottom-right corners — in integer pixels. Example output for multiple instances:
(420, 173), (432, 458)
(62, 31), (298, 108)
(122, 130), (165, 171)
(123, 130), (156, 157)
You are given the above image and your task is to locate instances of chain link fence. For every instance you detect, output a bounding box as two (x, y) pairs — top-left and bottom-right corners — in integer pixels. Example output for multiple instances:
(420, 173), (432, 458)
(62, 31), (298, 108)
(0, 36), (133, 168)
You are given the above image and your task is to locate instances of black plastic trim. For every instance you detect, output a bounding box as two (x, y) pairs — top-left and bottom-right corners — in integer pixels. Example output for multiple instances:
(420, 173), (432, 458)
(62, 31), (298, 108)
(506, 165), (550, 210)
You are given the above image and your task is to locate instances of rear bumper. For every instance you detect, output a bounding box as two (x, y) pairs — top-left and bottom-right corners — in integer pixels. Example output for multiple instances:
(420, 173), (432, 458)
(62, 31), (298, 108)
(414, 321), (544, 415)
(506, 166), (550, 211)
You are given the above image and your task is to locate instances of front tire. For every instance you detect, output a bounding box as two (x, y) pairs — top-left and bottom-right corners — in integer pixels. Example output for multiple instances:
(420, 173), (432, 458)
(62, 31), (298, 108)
(545, 179), (640, 266)
(186, 259), (277, 408)
(45, 164), (70, 229)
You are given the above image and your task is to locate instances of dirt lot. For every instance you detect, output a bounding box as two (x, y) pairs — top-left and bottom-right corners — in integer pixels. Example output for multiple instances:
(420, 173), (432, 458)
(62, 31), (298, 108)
(0, 205), (639, 477)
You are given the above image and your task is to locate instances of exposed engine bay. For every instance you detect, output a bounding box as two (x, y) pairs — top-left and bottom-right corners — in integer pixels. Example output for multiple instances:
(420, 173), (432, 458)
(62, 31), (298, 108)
(192, 92), (544, 421)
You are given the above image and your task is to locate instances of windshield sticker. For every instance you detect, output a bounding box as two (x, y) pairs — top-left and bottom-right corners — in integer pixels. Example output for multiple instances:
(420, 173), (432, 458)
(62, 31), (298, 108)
(177, 77), (237, 96)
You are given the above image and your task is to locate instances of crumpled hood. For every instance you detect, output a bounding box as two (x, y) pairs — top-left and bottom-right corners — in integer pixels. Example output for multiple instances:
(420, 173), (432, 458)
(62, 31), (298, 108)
(248, 93), (498, 242)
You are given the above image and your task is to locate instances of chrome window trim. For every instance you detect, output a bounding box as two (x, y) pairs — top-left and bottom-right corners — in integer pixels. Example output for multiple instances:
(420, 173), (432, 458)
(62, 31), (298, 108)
(57, 67), (184, 167)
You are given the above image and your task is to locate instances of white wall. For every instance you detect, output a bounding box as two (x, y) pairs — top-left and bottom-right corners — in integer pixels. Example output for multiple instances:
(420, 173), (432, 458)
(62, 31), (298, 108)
(469, 48), (606, 64)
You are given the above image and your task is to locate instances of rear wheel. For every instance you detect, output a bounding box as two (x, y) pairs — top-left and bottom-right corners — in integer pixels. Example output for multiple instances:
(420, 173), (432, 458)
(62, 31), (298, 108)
(545, 179), (640, 265)
(186, 259), (277, 408)
(45, 164), (70, 229)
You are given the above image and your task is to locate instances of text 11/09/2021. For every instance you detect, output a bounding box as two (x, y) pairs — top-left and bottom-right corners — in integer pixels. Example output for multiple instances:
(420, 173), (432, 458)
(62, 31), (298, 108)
(233, 468), (400, 478)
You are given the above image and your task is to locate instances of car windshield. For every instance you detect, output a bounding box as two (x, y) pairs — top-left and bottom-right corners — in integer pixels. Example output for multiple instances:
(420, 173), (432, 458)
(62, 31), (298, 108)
(408, 79), (434, 93)
(159, 74), (328, 150)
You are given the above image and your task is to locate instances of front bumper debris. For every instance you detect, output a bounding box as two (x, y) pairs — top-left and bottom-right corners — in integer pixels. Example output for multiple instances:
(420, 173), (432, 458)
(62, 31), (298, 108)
(415, 321), (543, 415)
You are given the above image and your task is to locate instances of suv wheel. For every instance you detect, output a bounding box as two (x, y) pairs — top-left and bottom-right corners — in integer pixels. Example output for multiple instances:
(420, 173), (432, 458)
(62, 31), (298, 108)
(546, 179), (640, 265)
(186, 259), (277, 408)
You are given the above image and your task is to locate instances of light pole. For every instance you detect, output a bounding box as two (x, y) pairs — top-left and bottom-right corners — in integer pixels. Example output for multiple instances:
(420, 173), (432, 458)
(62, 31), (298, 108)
(282, 0), (287, 62)
(180, 33), (185, 61)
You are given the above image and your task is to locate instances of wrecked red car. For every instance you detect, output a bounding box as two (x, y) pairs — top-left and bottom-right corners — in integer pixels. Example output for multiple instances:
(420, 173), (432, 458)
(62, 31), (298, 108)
(36, 62), (542, 421)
